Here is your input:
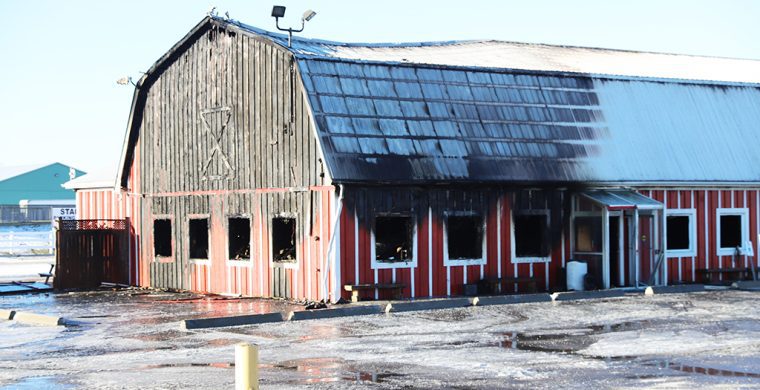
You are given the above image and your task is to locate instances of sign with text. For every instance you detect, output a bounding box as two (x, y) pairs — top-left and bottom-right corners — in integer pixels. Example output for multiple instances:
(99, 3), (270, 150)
(52, 207), (76, 226)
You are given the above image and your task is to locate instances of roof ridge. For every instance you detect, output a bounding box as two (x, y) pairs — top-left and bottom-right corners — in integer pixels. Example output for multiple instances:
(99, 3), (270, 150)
(221, 17), (760, 63)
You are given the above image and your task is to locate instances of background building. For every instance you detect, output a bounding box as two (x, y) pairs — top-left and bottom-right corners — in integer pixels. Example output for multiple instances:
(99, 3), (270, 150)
(0, 162), (84, 224)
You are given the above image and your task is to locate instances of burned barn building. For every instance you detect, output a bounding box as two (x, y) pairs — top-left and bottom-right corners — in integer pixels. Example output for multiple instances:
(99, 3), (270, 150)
(69, 16), (760, 301)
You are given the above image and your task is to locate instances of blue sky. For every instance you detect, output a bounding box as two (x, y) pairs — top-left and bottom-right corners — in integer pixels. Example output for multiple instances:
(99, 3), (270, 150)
(1, 0), (758, 175)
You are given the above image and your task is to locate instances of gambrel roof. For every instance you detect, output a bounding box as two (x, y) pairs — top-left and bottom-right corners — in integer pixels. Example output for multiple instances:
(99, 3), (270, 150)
(119, 17), (760, 187)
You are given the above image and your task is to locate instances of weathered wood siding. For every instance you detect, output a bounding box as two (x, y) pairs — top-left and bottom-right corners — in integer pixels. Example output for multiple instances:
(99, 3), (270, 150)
(131, 23), (330, 297)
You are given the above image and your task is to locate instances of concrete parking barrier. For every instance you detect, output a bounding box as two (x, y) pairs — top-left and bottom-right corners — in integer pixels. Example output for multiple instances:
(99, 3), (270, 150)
(475, 294), (552, 306)
(181, 313), (285, 330)
(13, 311), (65, 326)
(732, 280), (760, 291)
(652, 284), (705, 294)
(0, 310), (15, 320)
(287, 305), (385, 321)
(553, 290), (626, 302)
(387, 298), (471, 313)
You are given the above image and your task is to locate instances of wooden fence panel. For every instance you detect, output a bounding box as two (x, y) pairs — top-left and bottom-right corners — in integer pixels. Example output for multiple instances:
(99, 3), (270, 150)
(55, 220), (129, 289)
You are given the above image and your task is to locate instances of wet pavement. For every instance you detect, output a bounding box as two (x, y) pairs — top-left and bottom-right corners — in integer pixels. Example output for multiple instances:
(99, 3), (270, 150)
(0, 289), (758, 388)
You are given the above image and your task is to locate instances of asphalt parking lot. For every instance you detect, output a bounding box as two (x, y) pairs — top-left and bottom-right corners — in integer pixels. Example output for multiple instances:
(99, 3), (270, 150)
(0, 288), (758, 389)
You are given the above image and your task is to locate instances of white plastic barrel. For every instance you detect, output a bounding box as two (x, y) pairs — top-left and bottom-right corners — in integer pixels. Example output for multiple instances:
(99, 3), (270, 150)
(566, 261), (588, 291)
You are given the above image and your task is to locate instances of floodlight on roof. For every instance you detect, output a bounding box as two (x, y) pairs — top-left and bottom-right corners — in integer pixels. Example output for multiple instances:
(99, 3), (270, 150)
(116, 76), (135, 86)
(302, 9), (317, 22)
(271, 6), (286, 18)
(271, 5), (317, 47)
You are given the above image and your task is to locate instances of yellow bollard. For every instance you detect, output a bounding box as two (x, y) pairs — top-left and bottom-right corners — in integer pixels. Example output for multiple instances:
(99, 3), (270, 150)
(235, 343), (259, 390)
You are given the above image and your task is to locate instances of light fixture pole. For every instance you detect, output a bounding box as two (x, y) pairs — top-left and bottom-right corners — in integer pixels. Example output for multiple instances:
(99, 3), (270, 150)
(271, 6), (317, 47)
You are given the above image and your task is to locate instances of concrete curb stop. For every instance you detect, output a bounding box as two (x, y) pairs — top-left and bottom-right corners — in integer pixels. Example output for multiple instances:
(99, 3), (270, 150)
(0, 310), (16, 320)
(553, 290), (626, 301)
(181, 312), (285, 330)
(652, 284), (705, 294)
(732, 280), (760, 291)
(287, 305), (385, 321)
(475, 294), (552, 306)
(13, 311), (65, 326)
(387, 298), (471, 313)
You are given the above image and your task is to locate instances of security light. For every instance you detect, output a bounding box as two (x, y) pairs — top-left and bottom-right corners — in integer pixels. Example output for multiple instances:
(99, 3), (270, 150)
(271, 6), (286, 18)
(302, 9), (317, 22)
(116, 76), (135, 86)
(271, 5), (317, 47)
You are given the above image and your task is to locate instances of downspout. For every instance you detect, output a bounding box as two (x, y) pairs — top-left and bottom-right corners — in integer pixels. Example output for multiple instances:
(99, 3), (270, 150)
(323, 184), (344, 303)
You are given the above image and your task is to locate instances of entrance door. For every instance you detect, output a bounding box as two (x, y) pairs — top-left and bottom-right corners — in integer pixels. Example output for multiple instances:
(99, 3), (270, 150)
(609, 216), (621, 287)
(638, 214), (655, 285)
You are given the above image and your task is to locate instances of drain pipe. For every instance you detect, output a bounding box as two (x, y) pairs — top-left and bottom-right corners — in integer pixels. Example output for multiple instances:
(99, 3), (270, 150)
(322, 184), (344, 303)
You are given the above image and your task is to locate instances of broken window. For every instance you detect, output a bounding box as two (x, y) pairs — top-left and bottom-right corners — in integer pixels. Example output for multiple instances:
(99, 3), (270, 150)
(720, 215), (742, 249)
(375, 215), (414, 262)
(272, 217), (296, 262)
(574, 216), (601, 253)
(514, 214), (549, 258)
(228, 217), (250, 260)
(189, 218), (209, 259)
(717, 209), (748, 255)
(447, 215), (483, 260)
(666, 216), (690, 251)
(153, 219), (172, 258)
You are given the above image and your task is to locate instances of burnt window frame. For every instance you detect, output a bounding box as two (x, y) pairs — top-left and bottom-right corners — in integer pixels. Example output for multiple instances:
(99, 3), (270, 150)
(443, 211), (486, 266)
(370, 212), (418, 269)
(152, 215), (174, 262)
(187, 214), (210, 261)
(716, 208), (749, 256)
(271, 215), (298, 265)
(665, 209), (696, 257)
(227, 215), (252, 262)
(511, 210), (551, 264)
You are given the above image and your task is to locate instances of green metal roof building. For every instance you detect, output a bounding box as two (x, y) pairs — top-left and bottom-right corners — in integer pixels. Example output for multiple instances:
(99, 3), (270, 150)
(0, 163), (85, 205)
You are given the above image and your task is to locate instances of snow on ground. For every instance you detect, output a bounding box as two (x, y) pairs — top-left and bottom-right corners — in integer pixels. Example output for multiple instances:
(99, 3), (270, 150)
(0, 290), (758, 389)
(0, 256), (55, 283)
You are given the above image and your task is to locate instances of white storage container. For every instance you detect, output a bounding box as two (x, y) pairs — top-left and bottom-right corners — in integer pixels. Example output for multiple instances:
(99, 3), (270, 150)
(566, 260), (588, 291)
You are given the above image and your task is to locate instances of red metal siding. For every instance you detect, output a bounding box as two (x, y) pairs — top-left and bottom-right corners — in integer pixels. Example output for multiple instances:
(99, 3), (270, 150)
(337, 188), (760, 300)
(75, 185), (760, 300)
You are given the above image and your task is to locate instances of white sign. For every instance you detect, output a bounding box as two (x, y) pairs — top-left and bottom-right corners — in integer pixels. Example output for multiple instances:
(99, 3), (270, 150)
(52, 207), (76, 226)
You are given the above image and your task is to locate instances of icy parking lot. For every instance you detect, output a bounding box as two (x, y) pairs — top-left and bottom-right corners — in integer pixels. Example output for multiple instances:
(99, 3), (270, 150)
(0, 289), (758, 389)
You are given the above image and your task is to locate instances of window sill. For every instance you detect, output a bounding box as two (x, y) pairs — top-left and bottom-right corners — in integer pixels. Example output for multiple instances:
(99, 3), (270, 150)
(371, 259), (417, 269)
(272, 260), (298, 269)
(444, 258), (486, 267)
(717, 248), (746, 257)
(665, 250), (696, 258)
(512, 256), (551, 264)
(154, 257), (174, 263)
(190, 259), (210, 264)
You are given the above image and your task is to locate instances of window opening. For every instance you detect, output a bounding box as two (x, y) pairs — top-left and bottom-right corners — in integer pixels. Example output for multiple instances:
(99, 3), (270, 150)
(272, 217), (296, 262)
(153, 219), (172, 257)
(720, 215), (742, 249)
(666, 216), (690, 251)
(515, 214), (549, 257)
(189, 218), (209, 259)
(575, 216), (601, 253)
(447, 215), (483, 260)
(375, 216), (413, 262)
(228, 217), (250, 260)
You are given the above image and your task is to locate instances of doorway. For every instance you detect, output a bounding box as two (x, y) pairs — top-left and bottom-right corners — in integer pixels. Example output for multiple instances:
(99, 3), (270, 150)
(609, 216), (621, 287)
